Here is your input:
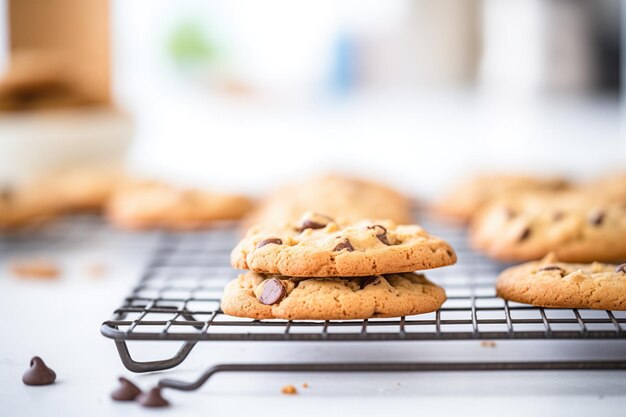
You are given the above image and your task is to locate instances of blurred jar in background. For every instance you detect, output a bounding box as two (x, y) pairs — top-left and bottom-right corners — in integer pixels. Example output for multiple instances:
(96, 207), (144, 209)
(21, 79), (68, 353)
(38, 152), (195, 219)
(0, 0), (132, 185)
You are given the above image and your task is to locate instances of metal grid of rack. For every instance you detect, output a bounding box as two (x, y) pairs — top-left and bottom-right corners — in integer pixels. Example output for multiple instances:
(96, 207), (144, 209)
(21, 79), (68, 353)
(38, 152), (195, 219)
(99, 213), (626, 382)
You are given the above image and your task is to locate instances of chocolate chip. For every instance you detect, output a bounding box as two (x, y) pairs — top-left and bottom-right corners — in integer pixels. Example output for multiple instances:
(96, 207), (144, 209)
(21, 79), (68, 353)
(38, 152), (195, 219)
(111, 377), (142, 401)
(0, 186), (13, 202)
(589, 210), (605, 226)
(137, 387), (169, 408)
(537, 265), (565, 274)
(553, 211), (564, 221)
(616, 264), (626, 274)
(298, 212), (334, 231)
(504, 207), (517, 219)
(22, 356), (56, 386)
(333, 239), (354, 252)
(518, 227), (531, 242)
(257, 238), (282, 249)
(368, 225), (389, 245)
(360, 276), (380, 289)
(258, 278), (286, 305)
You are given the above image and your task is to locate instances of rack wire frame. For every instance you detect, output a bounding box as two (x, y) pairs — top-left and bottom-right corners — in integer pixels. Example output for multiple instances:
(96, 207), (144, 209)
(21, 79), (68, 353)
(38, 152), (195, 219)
(99, 214), (626, 378)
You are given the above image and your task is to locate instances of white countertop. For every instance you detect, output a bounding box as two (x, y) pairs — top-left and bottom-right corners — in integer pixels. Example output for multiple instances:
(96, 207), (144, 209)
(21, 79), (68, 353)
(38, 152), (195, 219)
(1, 222), (626, 417)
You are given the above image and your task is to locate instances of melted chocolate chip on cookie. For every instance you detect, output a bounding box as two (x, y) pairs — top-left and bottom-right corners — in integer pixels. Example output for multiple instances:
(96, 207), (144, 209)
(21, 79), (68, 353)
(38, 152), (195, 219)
(616, 264), (626, 274)
(257, 238), (283, 249)
(0, 186), (13, 202)
(298, 212), (334, 231)
(258, 278), (287, 305)
(537, 265), (565, 275)
(504, 207), (517, 219)
(589, 210), (605, 226)
(368, 225), (390, 245)
(333, 238), (354, 252)
(518, 227), (531, 242)
(552, 211), (564, 221)
(360, 276), (380, 289)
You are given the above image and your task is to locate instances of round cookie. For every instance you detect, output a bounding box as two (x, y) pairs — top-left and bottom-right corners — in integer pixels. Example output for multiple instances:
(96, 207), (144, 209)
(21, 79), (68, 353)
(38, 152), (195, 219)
(244, 174), (413, 228)
(232, 212), (457, 277)
(221, 271), (447, 320)
(469, 191), (626, 263)
(496, 254), (626, 310)
(434, 174), (569, 223)
(107, 180), (253, 230)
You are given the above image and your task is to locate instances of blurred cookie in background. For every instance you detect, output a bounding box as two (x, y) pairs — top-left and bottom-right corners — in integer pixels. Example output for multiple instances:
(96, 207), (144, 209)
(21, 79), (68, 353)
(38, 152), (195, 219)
(469, 190), (626, 263)
(0, 182), (57, 229)
(244, 174), (413, 228)
(107, 180), (253, 230)
(37, 166), (123, 213)
(433, 174), (569, 224)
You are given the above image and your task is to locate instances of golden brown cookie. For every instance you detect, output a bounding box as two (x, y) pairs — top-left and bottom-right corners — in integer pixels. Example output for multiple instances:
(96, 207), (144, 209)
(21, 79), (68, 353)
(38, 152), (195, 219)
(434, 174), (569, 223)
(232, 212), (456, 277)
(244, 174), (413, 227)
(0, 183), (57, 229)
(106, 180), (252, 230)
(496, 254), (626, 310)
(221, 271), (447, 320)
(469, 191), (626, 263)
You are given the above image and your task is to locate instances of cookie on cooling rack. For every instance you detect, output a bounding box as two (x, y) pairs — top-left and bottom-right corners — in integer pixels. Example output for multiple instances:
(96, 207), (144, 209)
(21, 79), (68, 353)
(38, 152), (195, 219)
(496, 254), (626, 310)
(106, 180), (253, 230)
(231, 212), (457, 277)
(469, 190), (626, 263)
(221, 271), (446, 320)
(244, 174), (414, 227)
(433, 174), (568, 223)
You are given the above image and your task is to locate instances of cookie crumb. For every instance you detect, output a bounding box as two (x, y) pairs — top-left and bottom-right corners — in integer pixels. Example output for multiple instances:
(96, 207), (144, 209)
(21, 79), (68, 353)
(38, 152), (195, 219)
(302, 383), (309, 389)
(11, 260), (60, 279)
(480, 341), (497, 348)
(281, 385), (298, 395)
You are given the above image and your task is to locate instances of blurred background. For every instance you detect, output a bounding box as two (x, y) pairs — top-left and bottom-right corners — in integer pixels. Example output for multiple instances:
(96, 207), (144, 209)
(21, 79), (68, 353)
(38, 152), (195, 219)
(0, 0), (623, 198)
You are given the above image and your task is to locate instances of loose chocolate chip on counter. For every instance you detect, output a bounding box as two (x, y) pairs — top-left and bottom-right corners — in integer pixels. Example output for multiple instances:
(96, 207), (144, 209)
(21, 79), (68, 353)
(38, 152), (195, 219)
(257, 238), (283, 249)
(616, 264), (626, 274)
(589, 210), (605, 226)
(367, 225), (389, 245)
(111, 377), (142, 401)
(137, 387), (170, 408)
(333, 239), (354, 252)
(258, 278), (287, 305)
(360, 276), (380, 289)
(518, 227), (531, 242)
(22, 356), (56, 386)
(298, 212), (334, 231)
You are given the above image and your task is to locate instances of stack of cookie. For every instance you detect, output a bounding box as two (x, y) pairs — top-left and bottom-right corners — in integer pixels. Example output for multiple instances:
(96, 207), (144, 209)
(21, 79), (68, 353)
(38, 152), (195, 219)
(222, 212), (457, 320)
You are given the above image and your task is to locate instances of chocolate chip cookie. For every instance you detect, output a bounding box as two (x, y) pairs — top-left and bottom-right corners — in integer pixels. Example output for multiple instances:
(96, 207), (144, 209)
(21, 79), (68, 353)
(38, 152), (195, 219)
(244, 174), (413, 227)
(232, 212), (457, 277)
(221, 271), (447, 320)
(0, 183), (57, 229)
(434, 174), (569, 223)
(496, 253), (626, 310)
(107, 180), (253, 230)
(469, 191), (626, 263)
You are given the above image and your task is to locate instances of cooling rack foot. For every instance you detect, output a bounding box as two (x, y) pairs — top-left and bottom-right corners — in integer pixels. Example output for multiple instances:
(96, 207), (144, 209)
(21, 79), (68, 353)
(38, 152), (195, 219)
(115, 341), (197, 373)
(158, 360), (626, 392)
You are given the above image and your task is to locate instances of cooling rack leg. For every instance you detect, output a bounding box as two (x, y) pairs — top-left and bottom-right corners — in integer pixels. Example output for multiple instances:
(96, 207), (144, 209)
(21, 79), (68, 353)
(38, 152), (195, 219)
(115, 341), (198, 373)
(158, 361), (626, 392)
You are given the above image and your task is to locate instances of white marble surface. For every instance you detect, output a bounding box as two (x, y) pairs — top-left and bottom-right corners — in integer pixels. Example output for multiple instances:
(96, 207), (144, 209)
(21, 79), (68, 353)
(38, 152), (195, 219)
(1, 219), (625, 417)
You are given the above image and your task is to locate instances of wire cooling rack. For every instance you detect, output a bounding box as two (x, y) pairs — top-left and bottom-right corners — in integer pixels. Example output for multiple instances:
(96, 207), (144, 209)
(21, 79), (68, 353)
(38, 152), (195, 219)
(98, 212), (626, 387)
